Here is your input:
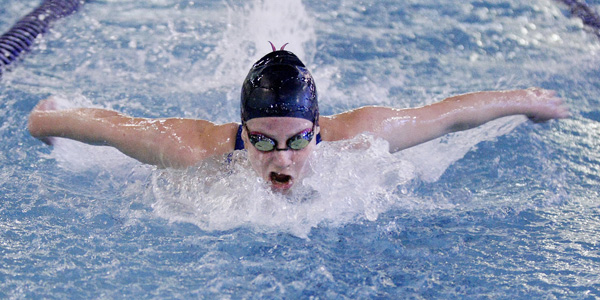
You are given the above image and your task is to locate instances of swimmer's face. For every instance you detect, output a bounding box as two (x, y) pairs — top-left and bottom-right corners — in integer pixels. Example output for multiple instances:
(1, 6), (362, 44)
(242, 117), (319, 193)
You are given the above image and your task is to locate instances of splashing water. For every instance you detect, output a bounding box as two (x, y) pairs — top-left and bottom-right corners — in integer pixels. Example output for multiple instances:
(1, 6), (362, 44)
(149, 135), (422, 238)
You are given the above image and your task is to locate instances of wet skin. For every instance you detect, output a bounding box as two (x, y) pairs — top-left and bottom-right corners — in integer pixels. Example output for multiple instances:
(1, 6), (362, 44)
(241, 117), (319, 192)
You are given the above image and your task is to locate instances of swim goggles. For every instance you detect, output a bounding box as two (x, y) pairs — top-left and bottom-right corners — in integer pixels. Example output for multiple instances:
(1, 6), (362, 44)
(244, 124), (315, 152)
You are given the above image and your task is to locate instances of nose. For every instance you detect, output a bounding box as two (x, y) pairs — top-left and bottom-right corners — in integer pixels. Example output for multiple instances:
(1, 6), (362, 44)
(272, 149), (293, 168)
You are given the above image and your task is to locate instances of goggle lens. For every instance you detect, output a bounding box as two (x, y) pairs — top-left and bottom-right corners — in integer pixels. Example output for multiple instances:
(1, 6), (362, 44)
(245, 125), (314, 152)
(253, 138), (277, 152)
(288, 134), (311, 150)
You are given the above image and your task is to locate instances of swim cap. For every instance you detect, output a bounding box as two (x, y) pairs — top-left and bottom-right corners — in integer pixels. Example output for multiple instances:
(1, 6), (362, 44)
(241, 50), (318, 124)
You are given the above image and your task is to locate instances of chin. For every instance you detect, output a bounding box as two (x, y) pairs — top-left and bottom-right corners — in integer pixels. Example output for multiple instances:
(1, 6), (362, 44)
(270, 185), (293, 194)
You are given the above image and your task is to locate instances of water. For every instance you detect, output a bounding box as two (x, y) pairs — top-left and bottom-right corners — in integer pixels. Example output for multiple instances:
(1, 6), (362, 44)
(1, 0), (600, 298)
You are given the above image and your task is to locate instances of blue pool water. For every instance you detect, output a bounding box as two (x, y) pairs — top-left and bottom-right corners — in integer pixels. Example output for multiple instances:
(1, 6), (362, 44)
(1, 0), (600, 298)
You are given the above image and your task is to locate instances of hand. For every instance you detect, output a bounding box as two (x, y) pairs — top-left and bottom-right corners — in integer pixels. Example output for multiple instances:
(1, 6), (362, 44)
(524, 88), (570, 123)
(29, 97), (60, 145)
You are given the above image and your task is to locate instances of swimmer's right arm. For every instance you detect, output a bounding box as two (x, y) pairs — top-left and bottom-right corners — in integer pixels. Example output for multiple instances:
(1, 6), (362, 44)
(28, 98), (239, 168)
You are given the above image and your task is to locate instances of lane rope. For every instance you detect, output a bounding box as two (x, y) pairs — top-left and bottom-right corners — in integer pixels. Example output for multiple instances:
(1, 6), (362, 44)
(0, 0), (84, 76)
(557, 0), (600, 38)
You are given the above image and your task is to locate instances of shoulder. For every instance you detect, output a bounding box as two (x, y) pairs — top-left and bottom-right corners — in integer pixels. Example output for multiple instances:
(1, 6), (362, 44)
(318, 106), (386, 142)
(159, 118), (238, 136)
(184, 120), (240, 151)
(155, 119), (240, 166)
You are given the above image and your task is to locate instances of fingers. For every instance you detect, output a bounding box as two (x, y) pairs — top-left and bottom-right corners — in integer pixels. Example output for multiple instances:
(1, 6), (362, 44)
(545, 92), (570, 119)
(525, 88), (570, 122)
(33, 97), (58, 112)
(555, 105), (571, 119)
(29, 97), (60, 144)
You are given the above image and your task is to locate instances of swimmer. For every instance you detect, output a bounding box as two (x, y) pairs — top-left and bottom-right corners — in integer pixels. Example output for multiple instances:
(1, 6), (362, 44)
(27, 47), (570, 192)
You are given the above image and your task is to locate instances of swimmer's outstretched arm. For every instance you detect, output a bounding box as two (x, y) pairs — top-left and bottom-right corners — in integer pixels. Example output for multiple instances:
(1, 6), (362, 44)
(28, 98), (239, 168)
(320, 88), (569, 152)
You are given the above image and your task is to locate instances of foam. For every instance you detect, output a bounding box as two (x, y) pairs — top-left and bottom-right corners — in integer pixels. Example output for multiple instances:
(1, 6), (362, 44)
(148, 135), (449, 238)
(181, 0), (317, 94)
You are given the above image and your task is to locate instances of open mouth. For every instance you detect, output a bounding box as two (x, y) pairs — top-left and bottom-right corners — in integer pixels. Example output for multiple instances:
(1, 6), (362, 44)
(269, 172), (293, 189)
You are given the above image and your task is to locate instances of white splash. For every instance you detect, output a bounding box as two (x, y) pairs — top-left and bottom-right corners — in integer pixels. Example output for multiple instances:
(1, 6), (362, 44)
(149, 135), (424, 238)
(182, 0), (317, 94)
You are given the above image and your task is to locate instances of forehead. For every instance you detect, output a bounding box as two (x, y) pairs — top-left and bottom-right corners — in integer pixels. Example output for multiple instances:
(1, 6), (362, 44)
(245, 117), (313, 132)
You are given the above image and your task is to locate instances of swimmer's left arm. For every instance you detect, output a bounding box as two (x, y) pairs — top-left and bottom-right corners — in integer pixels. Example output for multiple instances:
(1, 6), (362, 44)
(320, 88), (569, 152)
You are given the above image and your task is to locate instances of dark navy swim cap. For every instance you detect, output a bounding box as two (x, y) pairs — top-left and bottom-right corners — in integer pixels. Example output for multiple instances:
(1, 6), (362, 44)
(241, 50), (318, 124)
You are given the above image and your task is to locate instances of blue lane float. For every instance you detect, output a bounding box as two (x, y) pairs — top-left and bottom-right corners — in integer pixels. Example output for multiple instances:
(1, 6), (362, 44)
(0, 0), (84, 76)
(557, 0), (600, 38)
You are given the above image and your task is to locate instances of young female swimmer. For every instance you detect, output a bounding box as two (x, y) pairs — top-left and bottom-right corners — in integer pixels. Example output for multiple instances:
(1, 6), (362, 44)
(28, 49), (569, 192)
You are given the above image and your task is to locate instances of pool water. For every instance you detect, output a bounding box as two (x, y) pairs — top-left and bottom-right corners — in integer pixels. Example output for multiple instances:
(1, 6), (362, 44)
(1, 0), (600, 298)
